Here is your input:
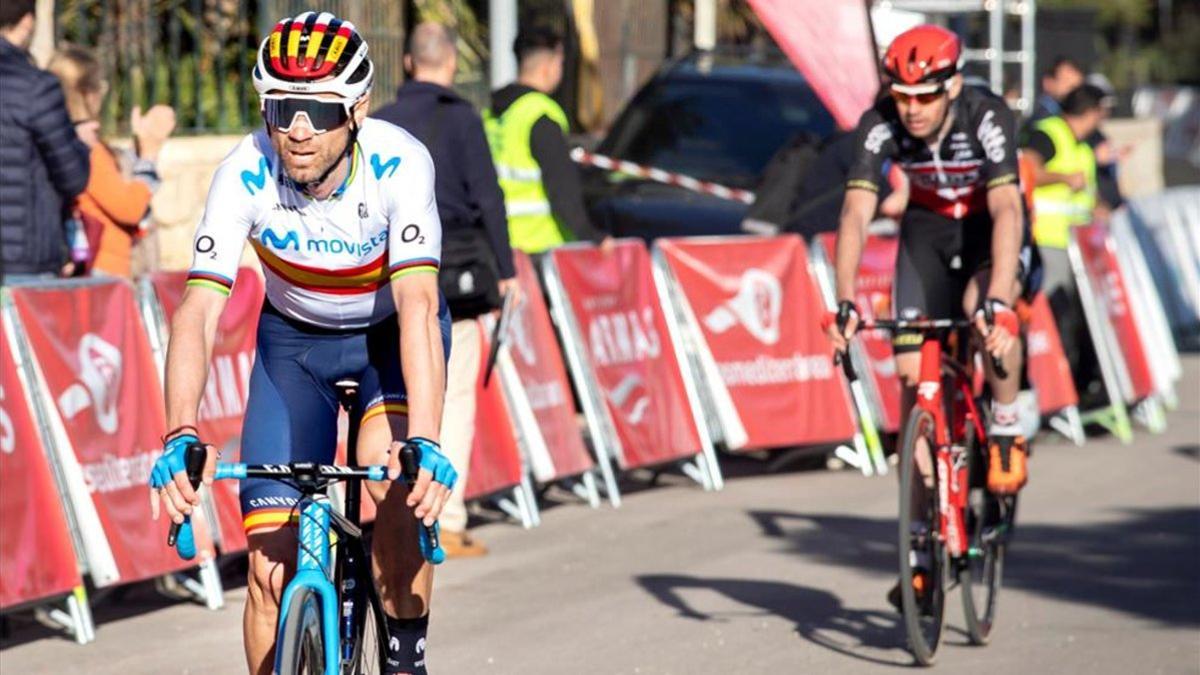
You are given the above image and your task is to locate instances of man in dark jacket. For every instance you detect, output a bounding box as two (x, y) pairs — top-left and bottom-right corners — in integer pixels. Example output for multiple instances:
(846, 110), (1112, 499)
(372, 21), (517, 558)
(0, 0), (91, 281)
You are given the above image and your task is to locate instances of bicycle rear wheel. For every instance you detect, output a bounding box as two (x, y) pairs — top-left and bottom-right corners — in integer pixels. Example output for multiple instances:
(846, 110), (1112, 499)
(898, 408), (946, 666)
(961, 423), (1006, 645)
(277, 587), (326, 675)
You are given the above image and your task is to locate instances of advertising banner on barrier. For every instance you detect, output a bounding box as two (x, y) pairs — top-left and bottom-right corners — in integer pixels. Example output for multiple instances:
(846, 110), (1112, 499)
(658, 236), (857, 449)
(1024, 293), (1080, 414)
(0, 320), (82, 609)
(151, 269), (263, 553)
(506, 252), (594, 482)
(816, 233), (902, 432)
(11, 283), (211, 584)
(552, 242), (702, 469)
(1073, 225), (1156, 402)
(464, 322), (525, 500)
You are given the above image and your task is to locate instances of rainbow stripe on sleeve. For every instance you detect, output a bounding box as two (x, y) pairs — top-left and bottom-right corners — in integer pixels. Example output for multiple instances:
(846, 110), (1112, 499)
(388, 258), (439, 281)
(186, 271), (235, 296)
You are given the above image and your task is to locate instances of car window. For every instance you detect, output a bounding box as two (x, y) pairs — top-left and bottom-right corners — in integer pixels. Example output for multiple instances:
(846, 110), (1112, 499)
(601, 77), (836, 189)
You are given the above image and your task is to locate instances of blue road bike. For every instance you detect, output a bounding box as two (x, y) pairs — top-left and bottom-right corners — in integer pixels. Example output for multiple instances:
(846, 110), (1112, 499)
(168, 380), (443, 675)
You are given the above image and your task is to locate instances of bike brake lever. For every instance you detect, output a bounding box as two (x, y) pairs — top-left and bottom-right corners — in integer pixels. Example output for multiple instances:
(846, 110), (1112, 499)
(167, 442), (207, 557)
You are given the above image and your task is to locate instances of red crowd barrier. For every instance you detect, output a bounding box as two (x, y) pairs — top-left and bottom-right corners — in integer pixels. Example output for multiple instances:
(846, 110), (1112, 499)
(507, 252), (594, 482)
(659, 235), (857, 449)
(1074, 224), (1156, 402)
(151, 269), (264, 553)
(0, 318), (81, 609)
(11, 282), (213, 585)
(552, 241), (702, 469)
(815, 233), (902, 432)
(1024, 292), (1080, 414)
(464, 322), (525, 500)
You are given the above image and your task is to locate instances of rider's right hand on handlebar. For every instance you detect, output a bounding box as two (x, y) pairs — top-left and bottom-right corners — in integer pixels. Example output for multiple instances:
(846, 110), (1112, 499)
(824, 300), (861, 355)
(149, 430), (216, 524)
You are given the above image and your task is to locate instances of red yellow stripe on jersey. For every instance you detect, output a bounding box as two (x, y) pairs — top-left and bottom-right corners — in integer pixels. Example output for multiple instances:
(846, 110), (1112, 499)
(389, 258), (439, 281)
(362, 400), (409, 424)
(186, 270), (235, 296)
(251, 243), (390, 295)
(243, 508), (299, 535)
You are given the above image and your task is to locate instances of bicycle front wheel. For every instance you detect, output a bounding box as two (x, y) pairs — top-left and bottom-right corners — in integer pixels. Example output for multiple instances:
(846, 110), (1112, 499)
(277, 587), (326, 675)
(898, 407), (946, 667)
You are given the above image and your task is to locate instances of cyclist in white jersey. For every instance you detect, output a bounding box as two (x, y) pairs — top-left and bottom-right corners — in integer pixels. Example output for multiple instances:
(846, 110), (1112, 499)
(149, 13), (455, 674)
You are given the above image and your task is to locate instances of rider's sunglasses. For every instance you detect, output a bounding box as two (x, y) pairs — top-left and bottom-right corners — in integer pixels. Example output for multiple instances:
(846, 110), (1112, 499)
(261, 95), (353, 134)
(890, 88), (946, 105)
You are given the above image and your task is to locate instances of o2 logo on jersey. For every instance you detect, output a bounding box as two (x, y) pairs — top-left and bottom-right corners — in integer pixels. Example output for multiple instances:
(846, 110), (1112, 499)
(399, 224), (426, 245)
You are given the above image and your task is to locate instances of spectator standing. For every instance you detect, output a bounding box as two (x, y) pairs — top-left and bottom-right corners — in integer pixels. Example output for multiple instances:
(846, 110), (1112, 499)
(1023, 84), (1108, 398)
(1029, 56), (1124, 211)
(0, 0), (90, 282)
(372, 22), (518, 558)
(48, 44), (175, 277)
(484, 26), (611, 254)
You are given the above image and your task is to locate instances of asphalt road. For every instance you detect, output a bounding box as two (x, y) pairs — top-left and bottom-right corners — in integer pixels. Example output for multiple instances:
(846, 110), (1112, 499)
(3, 358), (1198, 674)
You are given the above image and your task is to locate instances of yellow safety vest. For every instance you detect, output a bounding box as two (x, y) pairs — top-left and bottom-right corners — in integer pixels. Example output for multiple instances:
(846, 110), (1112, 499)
(1031, 116), (1097, 249)
(483, 92), (572, 254)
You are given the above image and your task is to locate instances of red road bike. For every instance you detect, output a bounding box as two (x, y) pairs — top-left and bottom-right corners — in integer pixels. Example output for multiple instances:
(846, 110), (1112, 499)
(838, 315), (1017, 666)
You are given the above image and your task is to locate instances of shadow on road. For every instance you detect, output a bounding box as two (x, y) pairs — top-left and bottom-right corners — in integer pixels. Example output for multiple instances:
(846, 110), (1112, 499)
(636, 574), (913, 668)
(749, 506), (1200, 628)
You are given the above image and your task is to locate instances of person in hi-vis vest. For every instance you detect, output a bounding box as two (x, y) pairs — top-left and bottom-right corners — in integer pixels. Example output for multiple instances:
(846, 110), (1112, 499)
(484, 26), (612, 255)
(1021, 83), (1108, 396)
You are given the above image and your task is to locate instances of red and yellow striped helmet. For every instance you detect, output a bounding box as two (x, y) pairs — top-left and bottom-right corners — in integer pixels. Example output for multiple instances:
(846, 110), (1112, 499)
(252, 11), (373, 100)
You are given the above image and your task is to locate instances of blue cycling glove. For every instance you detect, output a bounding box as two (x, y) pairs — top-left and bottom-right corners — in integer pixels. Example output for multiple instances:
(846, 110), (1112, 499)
(150, 433), (197, 490)
(405, 437), (458, 492)
(150, 433), (199, 560)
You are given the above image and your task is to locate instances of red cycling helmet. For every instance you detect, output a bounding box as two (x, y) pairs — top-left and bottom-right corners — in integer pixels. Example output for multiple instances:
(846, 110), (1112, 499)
(883, 25), (961, 94)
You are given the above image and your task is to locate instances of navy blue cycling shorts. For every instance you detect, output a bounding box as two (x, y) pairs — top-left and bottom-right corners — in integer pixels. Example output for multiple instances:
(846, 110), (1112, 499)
(239, 301), (451, 535)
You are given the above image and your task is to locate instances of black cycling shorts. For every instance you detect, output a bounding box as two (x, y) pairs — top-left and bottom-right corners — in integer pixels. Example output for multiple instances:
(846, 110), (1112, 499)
(892, 206), (1032, 354)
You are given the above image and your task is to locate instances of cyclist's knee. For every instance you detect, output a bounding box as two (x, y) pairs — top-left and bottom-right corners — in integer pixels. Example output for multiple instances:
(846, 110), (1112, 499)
(246, 530), (296, 606)
(895, 352), (921, 388)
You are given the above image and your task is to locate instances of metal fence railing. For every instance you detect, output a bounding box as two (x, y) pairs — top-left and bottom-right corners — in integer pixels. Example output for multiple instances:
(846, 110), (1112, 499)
(53, 0), (407, 135)
(55, 0), (261, 135)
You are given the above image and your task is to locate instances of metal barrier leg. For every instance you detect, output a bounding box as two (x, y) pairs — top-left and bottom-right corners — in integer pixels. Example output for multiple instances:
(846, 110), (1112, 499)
(573, 470), (602, 508)
(520, 472), (541, 527)
(1132, 396), (1167, 433)
(1048, 406), (1086, 446)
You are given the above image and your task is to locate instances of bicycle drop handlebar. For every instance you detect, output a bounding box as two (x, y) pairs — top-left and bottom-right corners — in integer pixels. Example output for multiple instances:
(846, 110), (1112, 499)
(166, 443), (444, 563)
(834, 317), (1008, 380)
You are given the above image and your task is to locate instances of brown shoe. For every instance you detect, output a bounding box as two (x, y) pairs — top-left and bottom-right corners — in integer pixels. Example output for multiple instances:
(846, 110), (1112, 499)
(440, 530), (488, 558)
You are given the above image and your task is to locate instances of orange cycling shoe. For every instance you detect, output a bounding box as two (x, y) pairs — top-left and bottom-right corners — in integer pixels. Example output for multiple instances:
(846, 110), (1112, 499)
(987, 435), (1028, 494)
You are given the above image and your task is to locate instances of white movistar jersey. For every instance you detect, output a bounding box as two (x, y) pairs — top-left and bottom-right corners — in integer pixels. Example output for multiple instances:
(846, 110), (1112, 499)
(187, 118), (441, 329)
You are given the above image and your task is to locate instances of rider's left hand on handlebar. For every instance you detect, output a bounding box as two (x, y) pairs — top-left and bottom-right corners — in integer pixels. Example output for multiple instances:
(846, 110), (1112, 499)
(824, 300), (860, 355)
(148, 433), (217, 524)
(973, 298), (1019, 360)
(390, 437), (457, 527)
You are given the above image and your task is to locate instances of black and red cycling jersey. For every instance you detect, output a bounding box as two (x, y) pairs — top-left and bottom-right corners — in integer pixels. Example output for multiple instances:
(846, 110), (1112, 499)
(846, 86), (1020, 219)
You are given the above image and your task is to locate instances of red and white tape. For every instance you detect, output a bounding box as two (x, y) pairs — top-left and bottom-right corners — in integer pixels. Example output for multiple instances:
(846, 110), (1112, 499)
(570, 148), (756, 204)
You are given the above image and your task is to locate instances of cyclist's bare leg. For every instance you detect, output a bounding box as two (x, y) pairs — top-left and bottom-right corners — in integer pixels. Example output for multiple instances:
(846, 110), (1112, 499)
(244, 529), (298, 675)
(357, 412), (433, 618)
(896, 352), (934, 507)
(962, 271), (1022, 405)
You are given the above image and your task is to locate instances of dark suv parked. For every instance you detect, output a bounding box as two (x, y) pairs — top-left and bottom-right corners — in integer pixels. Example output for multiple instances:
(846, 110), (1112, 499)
(582, 48), (837, 240)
